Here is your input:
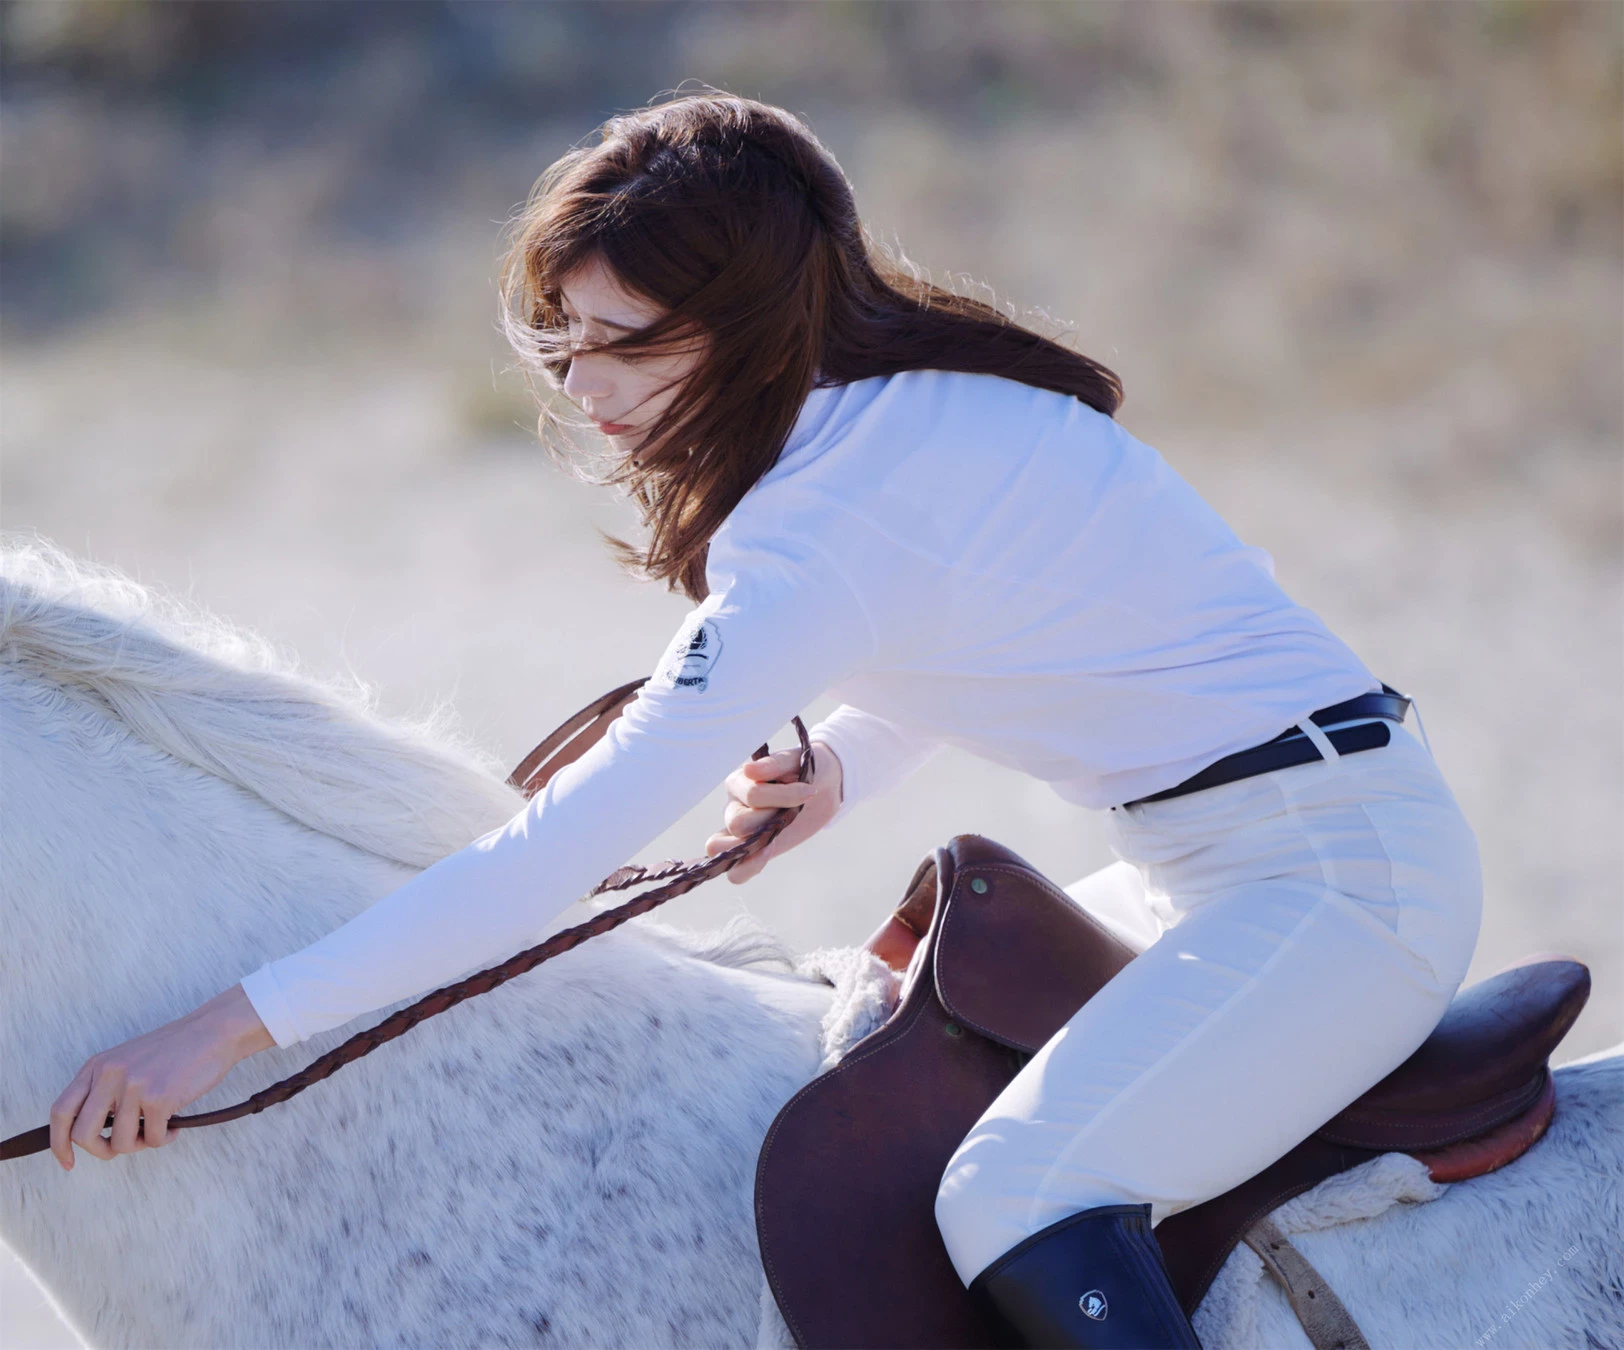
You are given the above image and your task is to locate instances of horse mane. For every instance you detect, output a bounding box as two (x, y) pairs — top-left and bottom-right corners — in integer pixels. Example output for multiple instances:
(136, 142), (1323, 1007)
(0, 536), (806, 973)
(0, 536), (521, 868)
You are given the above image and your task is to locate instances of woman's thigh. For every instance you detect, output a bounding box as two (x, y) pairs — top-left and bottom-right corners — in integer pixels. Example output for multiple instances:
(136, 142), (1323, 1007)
(934, 874), (1465, 1285)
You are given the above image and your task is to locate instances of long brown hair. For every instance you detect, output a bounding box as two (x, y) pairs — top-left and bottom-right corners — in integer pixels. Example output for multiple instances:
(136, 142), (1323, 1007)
(501, 90), (1122, 602)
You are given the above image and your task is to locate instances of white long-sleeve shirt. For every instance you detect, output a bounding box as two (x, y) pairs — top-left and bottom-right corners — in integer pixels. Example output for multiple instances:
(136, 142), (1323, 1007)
(240, 369), (1379, 1046)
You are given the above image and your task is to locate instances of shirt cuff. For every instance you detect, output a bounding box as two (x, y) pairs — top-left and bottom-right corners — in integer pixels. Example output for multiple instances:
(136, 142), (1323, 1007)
(239, 966), (307, 1049)
(808, 704), (941, 826)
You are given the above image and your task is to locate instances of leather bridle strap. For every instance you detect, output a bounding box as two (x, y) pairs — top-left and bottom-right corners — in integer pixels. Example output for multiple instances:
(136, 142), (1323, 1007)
(505, 676), (648, 798)
(1, 682), (811, 1163)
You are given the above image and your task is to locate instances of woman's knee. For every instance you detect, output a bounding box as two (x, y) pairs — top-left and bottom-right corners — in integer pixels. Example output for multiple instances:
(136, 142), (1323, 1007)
(935, 1142), (1148, 1287)
(934, 1158), (986, 1282)
(934, 1149), (1029, 1286)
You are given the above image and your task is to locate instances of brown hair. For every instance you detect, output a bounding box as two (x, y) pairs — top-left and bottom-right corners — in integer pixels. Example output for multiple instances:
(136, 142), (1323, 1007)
(501, 90), (1122, 602)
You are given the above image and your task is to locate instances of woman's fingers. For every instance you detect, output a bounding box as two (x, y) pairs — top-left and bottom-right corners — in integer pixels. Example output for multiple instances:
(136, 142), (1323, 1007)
(110, 1082), (148, 1154)
(726, 844), (777, 884)
(114, 1091), (175, 1150)
(67, 1069), (120, 1162)
(706, 804), (786, 858)
(723, 776), (814, 812)
(49, 1063), (94, 1170)
(727, 753), (811, 799)
(719, 792), (838, 884)
(710, 742), (833, 885)
(707, 806), (794, 880)
(724, 798), (779, 835)
(706, 831), (773, 880)
(705, 832), (774, 881)
(743, 748), (804, 780)
(142, 1100), (177, 1148)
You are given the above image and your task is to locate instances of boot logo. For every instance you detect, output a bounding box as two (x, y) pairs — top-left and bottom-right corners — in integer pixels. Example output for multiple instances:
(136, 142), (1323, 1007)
(1078, 1290), (1108, 1321)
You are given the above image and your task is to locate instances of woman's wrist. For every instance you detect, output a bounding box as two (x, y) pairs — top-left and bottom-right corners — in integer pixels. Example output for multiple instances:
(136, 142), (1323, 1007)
(811, 739), (843, 804)
(197, 984), (276, 1063)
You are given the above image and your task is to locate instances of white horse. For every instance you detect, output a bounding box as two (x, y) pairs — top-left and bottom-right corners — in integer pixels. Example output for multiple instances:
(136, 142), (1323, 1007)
(2, 539), (1620, 1350)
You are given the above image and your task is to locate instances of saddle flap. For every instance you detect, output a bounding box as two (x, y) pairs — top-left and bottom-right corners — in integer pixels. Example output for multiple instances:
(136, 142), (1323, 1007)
(755, 843), (1014, 1349)
(932, 836), (1140, 1054)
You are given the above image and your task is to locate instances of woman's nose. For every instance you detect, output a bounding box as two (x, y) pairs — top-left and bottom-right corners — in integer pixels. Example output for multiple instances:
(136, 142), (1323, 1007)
(563, 355), (613, 405)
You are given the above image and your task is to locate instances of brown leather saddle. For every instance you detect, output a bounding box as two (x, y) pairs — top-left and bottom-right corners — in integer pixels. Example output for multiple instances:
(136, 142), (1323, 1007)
(755, 835), (1591, 1349)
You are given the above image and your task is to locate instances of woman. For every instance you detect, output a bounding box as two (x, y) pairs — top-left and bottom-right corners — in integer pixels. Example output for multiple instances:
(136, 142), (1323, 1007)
(51, 93), (1482, 1349)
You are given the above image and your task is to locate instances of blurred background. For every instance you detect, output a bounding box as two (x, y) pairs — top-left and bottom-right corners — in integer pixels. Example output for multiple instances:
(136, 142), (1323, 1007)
(2, 3), (1619, 1342)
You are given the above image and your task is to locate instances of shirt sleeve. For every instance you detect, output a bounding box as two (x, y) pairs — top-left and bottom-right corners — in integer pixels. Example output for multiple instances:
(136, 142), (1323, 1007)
(239, 540), (876, 1048)
(808, 704), (942, 826)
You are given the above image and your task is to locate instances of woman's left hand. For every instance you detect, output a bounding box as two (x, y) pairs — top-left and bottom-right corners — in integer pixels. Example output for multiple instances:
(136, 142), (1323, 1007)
(50, 984), (275, 1171)
(706, 739), (843, 883)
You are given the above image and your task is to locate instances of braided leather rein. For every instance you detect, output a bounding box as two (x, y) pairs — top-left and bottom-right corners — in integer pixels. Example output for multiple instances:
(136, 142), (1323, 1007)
(1, 677), (811, 1162)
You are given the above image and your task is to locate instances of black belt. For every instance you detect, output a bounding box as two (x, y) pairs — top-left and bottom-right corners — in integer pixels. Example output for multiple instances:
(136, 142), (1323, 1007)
(1120, 683), (1412, 809)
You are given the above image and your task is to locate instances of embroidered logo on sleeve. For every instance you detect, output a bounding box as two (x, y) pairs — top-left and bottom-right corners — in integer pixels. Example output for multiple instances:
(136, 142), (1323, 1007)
(653, 617), (724, 692)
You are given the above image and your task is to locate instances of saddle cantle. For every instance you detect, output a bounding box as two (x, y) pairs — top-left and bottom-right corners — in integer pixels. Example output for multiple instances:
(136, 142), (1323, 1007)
(754, 835), (1590, 1350)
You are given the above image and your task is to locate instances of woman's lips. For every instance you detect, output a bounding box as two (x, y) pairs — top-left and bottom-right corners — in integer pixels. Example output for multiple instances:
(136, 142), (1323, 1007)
(593, 418), (634, 436)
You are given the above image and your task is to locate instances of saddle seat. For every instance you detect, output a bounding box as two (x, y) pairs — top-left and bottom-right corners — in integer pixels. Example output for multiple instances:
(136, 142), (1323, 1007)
(755, 835), (1591, 1349)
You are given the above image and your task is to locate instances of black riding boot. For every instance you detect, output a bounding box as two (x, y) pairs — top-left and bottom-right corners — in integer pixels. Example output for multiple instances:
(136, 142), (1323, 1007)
(967, 1203), (1203, 1349)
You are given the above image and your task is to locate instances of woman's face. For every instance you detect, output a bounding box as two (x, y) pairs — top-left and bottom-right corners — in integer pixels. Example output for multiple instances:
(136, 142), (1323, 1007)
(559, 254), (703, 451)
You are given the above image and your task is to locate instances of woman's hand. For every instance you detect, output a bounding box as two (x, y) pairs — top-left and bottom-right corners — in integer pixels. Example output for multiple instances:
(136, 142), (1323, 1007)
(50, 984), (275, 1171)
(705, 740), (844, 883)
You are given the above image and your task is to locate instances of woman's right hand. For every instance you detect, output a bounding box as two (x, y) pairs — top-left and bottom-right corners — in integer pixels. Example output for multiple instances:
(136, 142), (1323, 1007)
(706, 740), (843, 883)
(49, 984), (274, 1170)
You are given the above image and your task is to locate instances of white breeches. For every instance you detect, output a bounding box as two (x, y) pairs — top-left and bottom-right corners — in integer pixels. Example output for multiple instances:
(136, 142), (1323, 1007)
(933, 720), (1484, 1285)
